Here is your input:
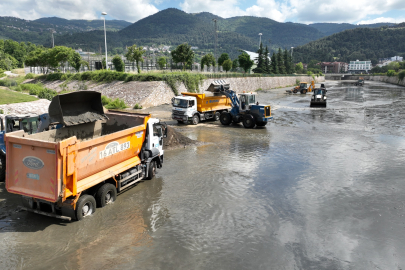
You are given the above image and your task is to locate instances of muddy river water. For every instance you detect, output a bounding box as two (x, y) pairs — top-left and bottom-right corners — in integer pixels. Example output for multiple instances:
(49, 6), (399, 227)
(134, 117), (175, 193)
(1, 80), (405, 269)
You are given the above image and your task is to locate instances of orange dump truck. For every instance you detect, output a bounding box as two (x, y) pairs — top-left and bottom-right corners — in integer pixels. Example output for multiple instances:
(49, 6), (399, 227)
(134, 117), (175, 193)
(172, 82), (232, 125)
(5, 91), (167, 221)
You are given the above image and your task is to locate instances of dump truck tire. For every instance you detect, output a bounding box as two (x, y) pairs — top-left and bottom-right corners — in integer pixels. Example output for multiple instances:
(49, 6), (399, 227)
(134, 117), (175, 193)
(243, 114), (256, 129)
(76, 195), (96, 221)
(214, 112), (221, 121)
(0, 155), (5, 182)
(96, 183), (117, 208)
(191, 114), (199, 125)
(177, 120), (183, 124)
(220, 112), (232, 125)
(146, 160), (156, 180)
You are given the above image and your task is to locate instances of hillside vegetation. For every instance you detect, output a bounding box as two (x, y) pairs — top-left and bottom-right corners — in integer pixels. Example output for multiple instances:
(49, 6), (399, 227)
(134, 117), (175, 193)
(293, 27), (405, 63)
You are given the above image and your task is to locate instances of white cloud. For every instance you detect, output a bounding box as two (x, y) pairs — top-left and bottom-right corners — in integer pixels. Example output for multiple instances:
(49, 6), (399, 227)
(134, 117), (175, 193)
(180, 0), (405, 24)
(357, 17), (405, 25)
(0, 0), (159, 22)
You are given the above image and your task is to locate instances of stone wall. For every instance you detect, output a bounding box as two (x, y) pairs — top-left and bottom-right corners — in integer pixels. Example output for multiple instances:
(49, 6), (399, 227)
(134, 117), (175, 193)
(37, 75), (324, 108)
(366, 76), (405, 87)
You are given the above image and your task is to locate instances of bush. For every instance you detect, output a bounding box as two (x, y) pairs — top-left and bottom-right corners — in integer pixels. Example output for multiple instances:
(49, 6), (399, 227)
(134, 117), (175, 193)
(112, 55), (125, 72)
(37, 88), (57, 101)
(0, 109), (3, 114)
(25, 73), (35, 79)
(104, 98), (127, 109)
(387, 70), (396, 77)
(101, 95), (112, 105)
(398, 70), (405, 81)
(295, 79), (300, 86)
(133, 103), (142, 109)
(0, 79), (17, 87)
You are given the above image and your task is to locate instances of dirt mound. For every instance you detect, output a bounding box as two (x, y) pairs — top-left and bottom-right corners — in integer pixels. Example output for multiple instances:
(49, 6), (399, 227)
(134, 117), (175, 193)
(163, 126), (198, 150)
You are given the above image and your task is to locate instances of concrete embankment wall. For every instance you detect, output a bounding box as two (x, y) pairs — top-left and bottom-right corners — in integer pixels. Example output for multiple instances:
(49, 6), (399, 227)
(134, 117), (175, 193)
(366, 76), (405, 87)
(39, 75), (324, 108)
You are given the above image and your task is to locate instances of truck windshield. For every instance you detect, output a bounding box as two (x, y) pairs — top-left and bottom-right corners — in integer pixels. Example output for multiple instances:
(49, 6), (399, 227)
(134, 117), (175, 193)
(248, 95), (255, 104)
(173, 98), (188, 108)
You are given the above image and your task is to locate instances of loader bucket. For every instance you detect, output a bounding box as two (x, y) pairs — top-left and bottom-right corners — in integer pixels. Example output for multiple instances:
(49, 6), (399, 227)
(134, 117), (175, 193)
(48, 91), (107, 126)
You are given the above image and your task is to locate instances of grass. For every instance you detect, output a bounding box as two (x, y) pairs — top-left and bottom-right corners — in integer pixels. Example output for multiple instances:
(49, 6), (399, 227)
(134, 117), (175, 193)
(0, 87), (38, 104)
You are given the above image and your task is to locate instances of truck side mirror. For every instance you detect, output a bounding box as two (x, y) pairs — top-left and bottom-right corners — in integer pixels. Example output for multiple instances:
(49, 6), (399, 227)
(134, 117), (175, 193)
(171, 97), (174, 104)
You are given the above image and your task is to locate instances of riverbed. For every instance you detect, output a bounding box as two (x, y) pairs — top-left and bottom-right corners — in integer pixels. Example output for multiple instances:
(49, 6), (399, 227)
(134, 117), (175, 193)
(0, 80), (404, 269)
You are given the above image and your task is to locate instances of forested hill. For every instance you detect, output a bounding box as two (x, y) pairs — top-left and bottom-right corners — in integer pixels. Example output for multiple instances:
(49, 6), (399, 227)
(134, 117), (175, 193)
(293, 26), (405, 63)
(0, 16), (130, 44)
(308, 22), (392, 36)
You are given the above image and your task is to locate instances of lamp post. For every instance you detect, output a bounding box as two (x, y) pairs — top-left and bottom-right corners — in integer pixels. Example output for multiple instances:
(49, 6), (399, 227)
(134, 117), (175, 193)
(102, 12), (108, 70)
(291, 47), (294, 60)
(258, 33), (262, 48)
(51, 29), (55, 48)
(212, 19), (217, 62)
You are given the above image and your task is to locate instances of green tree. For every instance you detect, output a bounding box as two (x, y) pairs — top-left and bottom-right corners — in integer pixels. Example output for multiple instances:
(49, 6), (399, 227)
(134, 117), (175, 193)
(387, 61), (400, 71)
(295, 62), (304, 73)
(238, 52), (254, 73)
(218, 53), (230, 66)
(222, 59), (232, 73)
(47, 46), (76, 70)
(201, 53), (216, 68)
(253, 43), (266, 73)
(387, 70), (396, 76)
(171, 43), (195, 71)
(284, 49), (293, 74)
(125, 44), (145, 74)
(112, 55), (125, 72)
(158, 57), (166, 69)
(264, 46), (271, 74)
(232, 59), (239, 71)
(271, 52), (278, 74)
(277, 48), (286, 74)
(69, 51), (89, 72)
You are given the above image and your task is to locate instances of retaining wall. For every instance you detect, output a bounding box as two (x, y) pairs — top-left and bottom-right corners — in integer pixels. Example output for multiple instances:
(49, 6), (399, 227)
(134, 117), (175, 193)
(38, 75), (324, 108)
(366, 76), (405, 87)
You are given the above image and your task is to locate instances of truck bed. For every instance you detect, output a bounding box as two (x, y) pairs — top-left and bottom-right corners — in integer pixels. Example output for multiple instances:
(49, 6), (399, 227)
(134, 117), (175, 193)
(6, 111), (150, 202)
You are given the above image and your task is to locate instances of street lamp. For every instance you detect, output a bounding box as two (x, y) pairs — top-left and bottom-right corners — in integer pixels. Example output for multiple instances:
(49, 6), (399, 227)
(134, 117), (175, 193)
(102, 12), (108, 70)
(258, 33), (262, 48)
(291, 47), (294, 60)
(50, 29), (55, 48)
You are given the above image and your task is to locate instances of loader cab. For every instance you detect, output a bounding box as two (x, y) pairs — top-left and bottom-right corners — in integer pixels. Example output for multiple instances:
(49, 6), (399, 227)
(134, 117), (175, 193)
(5, 115), (40, 134)
(299, 82), (308, 89)
(238, 93), (256, 111)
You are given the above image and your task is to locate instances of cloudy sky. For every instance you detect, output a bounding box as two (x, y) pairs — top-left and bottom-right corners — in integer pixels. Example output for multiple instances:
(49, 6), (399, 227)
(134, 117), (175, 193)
(1, 0), (404, 25)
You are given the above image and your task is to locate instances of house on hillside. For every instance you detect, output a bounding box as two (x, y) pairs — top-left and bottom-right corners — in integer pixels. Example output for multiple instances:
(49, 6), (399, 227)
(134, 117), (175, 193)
(320, 62), (348, 73)
(348, 60), (372, 74)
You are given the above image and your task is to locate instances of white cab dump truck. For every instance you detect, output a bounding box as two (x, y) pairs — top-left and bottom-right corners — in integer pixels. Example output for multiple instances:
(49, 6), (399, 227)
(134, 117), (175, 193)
(5, 91), (167, 221)
(171, 80), (232, 125)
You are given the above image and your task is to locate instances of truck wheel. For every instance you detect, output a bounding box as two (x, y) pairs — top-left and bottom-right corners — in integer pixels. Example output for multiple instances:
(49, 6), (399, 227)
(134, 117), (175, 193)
(214, 112), (221, 121)
(75, 195), (96, 221)
(96, 183), (117, 208)
(220, 112), (232, 125)
(243, 114), (256, 129)
(146, 160), (156, 180)
(177, 120), (183, 124)
(191, 114), (199, 125)
(0, 155), (5, 182)
(256, 122), (267, 127)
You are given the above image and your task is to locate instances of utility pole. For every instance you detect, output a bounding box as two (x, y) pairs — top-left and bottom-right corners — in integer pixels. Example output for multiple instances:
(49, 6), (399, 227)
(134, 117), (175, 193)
(102, 12), (108, 70)
(212, 19), (217, 62)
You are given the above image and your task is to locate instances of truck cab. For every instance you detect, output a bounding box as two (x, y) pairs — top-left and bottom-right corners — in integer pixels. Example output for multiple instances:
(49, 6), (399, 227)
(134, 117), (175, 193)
(172, 95), (197, 124)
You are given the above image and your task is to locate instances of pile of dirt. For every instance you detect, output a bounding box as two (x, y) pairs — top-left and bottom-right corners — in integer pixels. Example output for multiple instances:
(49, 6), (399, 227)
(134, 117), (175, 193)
(163, 126), (198, 150)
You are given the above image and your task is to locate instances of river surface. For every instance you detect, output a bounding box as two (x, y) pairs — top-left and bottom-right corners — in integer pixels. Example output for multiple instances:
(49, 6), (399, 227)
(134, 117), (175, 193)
(0, 80), (405, 270)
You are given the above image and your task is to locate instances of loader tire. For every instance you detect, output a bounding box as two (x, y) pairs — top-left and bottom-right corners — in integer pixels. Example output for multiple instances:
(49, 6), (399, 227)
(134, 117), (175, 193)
(256, 121), (267, 127)
(243, 114), (256, 129)
(96, 183), (117, 208)
(75, 195), (96, 221)
(301, 89), (307, 94)
(220, 112), (232, 125)
(0, 155), (5, 182)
